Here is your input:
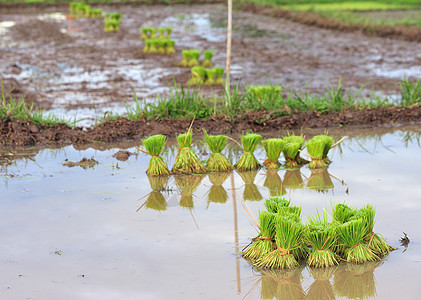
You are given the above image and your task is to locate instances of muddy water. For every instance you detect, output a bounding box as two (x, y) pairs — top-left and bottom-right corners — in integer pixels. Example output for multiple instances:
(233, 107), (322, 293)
(1, 4), (420, 126)
(0, 128), (420, 299)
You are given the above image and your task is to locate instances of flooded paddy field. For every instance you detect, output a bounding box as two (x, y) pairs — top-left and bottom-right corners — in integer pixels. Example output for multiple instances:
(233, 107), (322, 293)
(1, 126), (420, 299)
(0, 4), (420, 125)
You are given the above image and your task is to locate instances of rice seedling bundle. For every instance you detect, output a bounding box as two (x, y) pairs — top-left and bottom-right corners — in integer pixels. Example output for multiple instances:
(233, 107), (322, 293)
(141, 134), (170, 176)
(282, 135), (308, 169)
(238, 170), (263, 201)
(188, 66), (207, 86)
(145, 174), (169, 211)
(283, 170), (304, 190)
(75, 2), (88, 18)
(242, 211), (276, 261)
(88, 9), (102, 18)
(207, 172), (230, 204)
(353, 205), (391, 256)
(140, 27), (148, 40)
(262, 138), (285, 170)
(178, 50), (190, 67)
(255, 214), (304, 269)
(307, 267), (336, 300)
(103, 19), (120, 32)
(174, 174), (205, 208)
(307, 169), (334, 192)
(336, 218), (379, 264)
(263, 171), (286, 197)
(166, 40), (176, 54)
(110, 12), (122, 21)
(213, 67), (224, 85)
(172, 131), (206, 174)
(306, 135), (334, 169)
(305, 212), (339, 268)
(260, 268), (305, 300)
(333, 262), (381, 299)
(235, 133), (262, 171)
(149, 39), (158, 53)
(165, 27), (173, 38)
(204, 68), (216, 85)
(202, 50), (214, 67)
(143, 39), (151, 53)
(158, 27), (165, 39)
(188, 50), (201, 67)
(248, 85), (282, 101)
(264, 196), (290, 213)
(203, 130), (234, 172)
(156, 39), (166, 54)
(332, 203), (357, 224)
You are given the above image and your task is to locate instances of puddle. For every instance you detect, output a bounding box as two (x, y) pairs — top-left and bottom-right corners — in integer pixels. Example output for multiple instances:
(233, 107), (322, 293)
(0, 129), (421, 299)
(368, 63), (421, 79)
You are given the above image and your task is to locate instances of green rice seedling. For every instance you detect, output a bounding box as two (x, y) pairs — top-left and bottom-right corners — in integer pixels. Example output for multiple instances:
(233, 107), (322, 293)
(242, 211), (276, 261)
(248, 85), (282, 101)
(178, 50), (190, 67)
(143, 39), (151, 53)
(262, 138), (286, 170)
(354, 205), (391, 256)
(283, 169), (304, 190)
(166, 40), (176, 54)
(307, 169), (334, 192)
(140, 27), (148, 40)
(264, 196), (290, 213)
(307, 267), (337, 300)
(76, 2), (88, 18)
(238, 170), (263, 201)
(158, 27), (165, 38)
(103, 19), (118, 32)
(333, 261), (382, 300)
(172, 131), (206, 174)
(203, 129), (234, 172)
(305, 211), (340, 268)
(263, 171), (286, 197)
(282, 134), (308, 169)
(88, 9), (102, 18)
(157, 39), (166, 54)
(336, 219), (379, 264)
(206, 172), (230, 205)
(213, 67), (224, 85)
(332, 203), (357, 224)
(259, 268), (306, 300)
(174, 174), (205, 208)
(111, 12), (122, 21)
(145, 175), (169, 211)
(306, 135), (334, 169)
(141, 134), (170, 176)
(188, 66), (207, 86)
(255, 214), (304, 269)
(235, 132), (262, 171)
(188, 50), (201, 67)
(149, 39), (158, 53)
(202, 50), (214, 67)
(165, 27), (173, 38)
(69, 2), (79, 16)
(204, 68), (216, 85)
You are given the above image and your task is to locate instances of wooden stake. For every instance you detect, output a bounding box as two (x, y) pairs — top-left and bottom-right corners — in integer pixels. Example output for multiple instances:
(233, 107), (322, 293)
(226, 0), (232, 91)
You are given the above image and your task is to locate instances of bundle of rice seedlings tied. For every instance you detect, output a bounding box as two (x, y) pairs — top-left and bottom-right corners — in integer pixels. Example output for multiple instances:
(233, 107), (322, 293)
(206, 172), (230, 205)
(307, 169), (334, 192)
(174, 174), (205, 208)
(336, 218), (379, 264)
(248, 85), (282, 101)
(259, 267), (305, 300)
(204, 68), (216, 85)
(354, 204), (391, 256)
(264, 196), (290, 213)
(263, 171), (286, 197)
(235, 132), (262, 171)
(145, 174), (169, 211)
(158, 27), (166, 38)
(202, 50), (214, 67)
(213, 67), (224, 85)
(188, 50), (201, 67)
(156, 39), (166, 54)
(333, 261), (382, 300)
(138, 134), (170, 176)
(165, 27), (173, 38)
(143, 39), (151, 53)
(203, 129), (234, 172)
(262, 138), (286, 170)
(282, 134), (308, 169)
(148, 39), (159, 53)
(331, 203), (357, 256)
(305, 211), (340, 268)
(140, 27), (149, 40)
(178, 50), (191, 67)
(188, 66), (206, 86)
(242, 211), (276, 261)
(69, 2), (79, 17)
(306, 266), (337, 300)
(304, 134), (334, 169)
(238, 170), (263, 201)
(165, 40), (176, 54)
(172, 131), (206, 174)
(256, 213), (304, 269)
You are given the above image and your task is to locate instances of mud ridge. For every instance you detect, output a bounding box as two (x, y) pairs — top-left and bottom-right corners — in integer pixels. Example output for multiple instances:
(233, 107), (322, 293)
(1, 106), (420, 146)
(237, 2), (421, 43)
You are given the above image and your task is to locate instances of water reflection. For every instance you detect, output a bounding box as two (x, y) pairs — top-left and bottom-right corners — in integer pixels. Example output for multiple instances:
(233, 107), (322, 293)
(283, 169), (304, 190)
(144, 175), (169, 211)
(174, 174), (205, 208)
(206, 172), (230, 206)
(263, 170), (286, 197)
(246, 262), (383, 300)
(238, 170), (263, 201)
(305, 169), (334, 193)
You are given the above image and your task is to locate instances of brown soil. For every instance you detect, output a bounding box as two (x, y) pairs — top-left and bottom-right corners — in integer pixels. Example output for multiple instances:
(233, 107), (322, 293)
(63, 157), (98, 168)
(1, 106), (420, 146)
(238, 2), (421, 42)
